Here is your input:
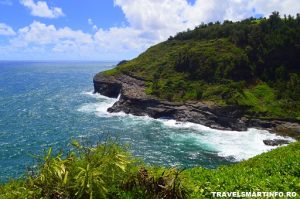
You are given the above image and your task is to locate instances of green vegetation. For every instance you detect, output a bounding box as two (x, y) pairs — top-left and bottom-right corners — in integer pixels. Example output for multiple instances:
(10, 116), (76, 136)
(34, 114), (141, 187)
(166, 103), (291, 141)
(183, 141), (300, 198)
(104, 12), (300, 120)
(0, 141), (187, 199)
(235, 83), (284, 117)
(1, 141), (300, 198)
(3, 12), (299, 198)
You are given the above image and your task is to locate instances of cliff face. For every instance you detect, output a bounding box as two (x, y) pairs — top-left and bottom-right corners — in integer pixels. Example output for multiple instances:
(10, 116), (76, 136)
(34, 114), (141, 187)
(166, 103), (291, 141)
(93, 73), (246, 131)
(94, 73), (262, 131)
(93, 72), (300, 140)
(92, 14), (300, 140)
(96, 14), (300, 121)
(93, 75), (121, 98)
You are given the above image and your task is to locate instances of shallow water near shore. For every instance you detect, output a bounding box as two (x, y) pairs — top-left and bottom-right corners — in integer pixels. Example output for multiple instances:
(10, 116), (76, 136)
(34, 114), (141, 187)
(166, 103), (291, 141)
(0, 61), (293, 182)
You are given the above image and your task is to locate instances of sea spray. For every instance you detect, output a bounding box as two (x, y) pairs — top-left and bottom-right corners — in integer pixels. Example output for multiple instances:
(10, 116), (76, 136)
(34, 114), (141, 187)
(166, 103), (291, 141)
(78, 91), (295, 162)
(78, 91), (125, 117)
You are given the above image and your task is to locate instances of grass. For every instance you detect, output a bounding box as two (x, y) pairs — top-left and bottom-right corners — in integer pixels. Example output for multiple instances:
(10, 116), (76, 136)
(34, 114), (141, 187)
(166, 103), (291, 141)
(235, 83), (300, 118)
(1, 140), (300, 198)
(182, 141), (300, 198)
(236, 83), (284, 117)
(102, 67), (120, 76)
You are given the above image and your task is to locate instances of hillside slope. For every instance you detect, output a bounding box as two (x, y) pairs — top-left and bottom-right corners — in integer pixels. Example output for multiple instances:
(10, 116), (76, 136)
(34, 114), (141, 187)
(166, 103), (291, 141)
(103, 12), (300, 119)
(94, 12), (300, 136)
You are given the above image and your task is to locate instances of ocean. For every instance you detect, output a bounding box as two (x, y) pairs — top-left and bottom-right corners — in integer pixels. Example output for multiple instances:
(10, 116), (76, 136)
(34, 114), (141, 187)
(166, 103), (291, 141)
(0, 61), (290, 182)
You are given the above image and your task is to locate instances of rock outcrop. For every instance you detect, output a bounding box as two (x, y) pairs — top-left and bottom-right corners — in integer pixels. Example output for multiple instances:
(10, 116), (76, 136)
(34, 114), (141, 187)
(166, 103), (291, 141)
(263, 139), (291, 146)
(93, 72), (300, 139)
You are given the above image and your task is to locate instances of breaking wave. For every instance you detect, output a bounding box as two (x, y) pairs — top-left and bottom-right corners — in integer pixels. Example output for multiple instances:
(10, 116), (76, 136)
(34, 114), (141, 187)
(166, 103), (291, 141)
(78, 91), (295, 162)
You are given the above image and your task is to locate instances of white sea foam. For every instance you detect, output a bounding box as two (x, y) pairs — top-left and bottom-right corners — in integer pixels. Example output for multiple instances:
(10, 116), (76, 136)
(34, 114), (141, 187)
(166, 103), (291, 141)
(78, 91), (295, 161)
(78, 91), (124, 117)
(159, 119), (295, 161)
(81, 91), (112, 100)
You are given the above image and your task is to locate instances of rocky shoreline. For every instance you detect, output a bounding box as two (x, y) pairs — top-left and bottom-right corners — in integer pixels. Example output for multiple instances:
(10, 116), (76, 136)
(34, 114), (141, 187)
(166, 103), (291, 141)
(93, 72), (300, 142)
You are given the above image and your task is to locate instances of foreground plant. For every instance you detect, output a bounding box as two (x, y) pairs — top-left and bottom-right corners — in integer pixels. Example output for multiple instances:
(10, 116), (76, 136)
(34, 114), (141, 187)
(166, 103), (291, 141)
(0, 140), (188, 199)
(1, 140), (299, 198)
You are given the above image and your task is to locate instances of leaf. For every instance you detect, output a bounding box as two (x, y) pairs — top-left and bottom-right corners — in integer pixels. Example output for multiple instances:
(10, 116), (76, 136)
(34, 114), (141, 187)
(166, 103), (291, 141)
(115, 163), (126, 172)
(71, 140), (82, 149)
(63, 171), (69, 185)
(45, 148), (52, 161)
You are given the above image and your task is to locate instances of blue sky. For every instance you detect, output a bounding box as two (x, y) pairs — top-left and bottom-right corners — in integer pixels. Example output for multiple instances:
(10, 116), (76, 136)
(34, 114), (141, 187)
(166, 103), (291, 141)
(0, 1), (127, 31)
(0, 0), (299, 61)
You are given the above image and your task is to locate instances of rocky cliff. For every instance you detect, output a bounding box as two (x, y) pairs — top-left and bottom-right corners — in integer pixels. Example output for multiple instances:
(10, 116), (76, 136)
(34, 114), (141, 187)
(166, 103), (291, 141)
(93, 72), (300, 140)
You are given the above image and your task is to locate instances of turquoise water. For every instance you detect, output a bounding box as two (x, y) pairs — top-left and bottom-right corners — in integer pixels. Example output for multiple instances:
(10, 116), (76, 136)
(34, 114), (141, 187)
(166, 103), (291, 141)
(0, 61), (289, 182)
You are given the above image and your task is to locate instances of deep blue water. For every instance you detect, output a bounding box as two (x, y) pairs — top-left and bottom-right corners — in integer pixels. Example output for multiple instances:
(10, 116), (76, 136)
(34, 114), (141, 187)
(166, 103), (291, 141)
(0, 61), (287, 182)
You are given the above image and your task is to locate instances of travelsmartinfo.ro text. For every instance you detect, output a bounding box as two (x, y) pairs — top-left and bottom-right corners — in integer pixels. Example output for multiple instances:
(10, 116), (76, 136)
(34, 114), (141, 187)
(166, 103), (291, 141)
(211, 192), (297, 198)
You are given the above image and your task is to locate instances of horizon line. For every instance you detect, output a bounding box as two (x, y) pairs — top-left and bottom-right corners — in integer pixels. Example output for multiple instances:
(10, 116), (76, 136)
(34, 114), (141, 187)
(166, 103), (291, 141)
(0, 60), (120, 62)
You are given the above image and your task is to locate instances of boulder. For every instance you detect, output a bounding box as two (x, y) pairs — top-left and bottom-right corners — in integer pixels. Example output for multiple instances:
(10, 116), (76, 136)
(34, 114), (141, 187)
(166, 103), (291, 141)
(263, 139), (291, 146)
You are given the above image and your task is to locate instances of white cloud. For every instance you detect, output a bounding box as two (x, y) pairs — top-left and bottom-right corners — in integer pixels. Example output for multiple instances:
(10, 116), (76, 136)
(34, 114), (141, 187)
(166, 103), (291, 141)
(1, 0), (300, 60)
(96, 0), (299, 59)
(113, 0), (300, 43)
(113, 0), (190, 42)
(88, 18), (93, 25)
(1, 21), (152, 60)
(20, 0), (64, 18)
(88, 18), (98, 31)
(0, 23), (15, 36)
(7, 21), (96, 59)
(11, 21), (92, 45)
(94, 27), (151, 52)
(113, 0), (247, 44)
(249, 0), (300, 17)
(92, 25), (98, 31)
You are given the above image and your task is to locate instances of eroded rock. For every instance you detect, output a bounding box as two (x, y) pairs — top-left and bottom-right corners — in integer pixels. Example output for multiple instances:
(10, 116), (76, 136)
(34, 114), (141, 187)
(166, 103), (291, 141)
(263, 139), (291, 146)
(93, 72), (300, 139)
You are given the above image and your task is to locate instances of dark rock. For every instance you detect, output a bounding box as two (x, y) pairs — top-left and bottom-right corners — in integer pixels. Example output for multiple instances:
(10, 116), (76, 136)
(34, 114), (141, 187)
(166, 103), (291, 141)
(263, 139), (291, 146)
(274, 122), (300, 140)
(93, 72), (300, 139)
(246, 119), (278, 129)
(93, 74), (121, 98)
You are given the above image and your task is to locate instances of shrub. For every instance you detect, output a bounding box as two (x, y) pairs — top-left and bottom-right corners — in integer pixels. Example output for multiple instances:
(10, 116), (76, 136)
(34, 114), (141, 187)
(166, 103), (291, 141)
(0, 140), (188, 199)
